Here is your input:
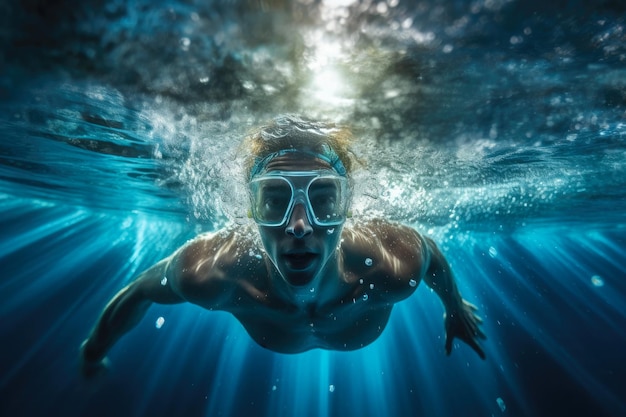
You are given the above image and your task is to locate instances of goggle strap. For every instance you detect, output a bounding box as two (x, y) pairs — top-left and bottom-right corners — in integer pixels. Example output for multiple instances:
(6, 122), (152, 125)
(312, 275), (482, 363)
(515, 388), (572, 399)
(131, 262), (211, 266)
(250, 146), (347, 179)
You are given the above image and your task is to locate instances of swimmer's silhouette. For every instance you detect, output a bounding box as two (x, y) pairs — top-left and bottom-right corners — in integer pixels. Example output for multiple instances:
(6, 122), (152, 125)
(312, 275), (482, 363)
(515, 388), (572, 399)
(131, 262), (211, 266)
(80, 115), (485, 377)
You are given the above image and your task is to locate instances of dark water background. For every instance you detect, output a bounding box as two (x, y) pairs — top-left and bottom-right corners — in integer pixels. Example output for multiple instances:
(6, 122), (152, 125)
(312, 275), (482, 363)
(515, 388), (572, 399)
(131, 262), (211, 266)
(1, 1), (625, 416)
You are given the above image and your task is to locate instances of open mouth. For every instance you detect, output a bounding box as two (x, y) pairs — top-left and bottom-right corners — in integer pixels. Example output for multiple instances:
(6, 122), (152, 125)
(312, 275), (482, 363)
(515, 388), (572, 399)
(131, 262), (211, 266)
(282, 252), (318, 271)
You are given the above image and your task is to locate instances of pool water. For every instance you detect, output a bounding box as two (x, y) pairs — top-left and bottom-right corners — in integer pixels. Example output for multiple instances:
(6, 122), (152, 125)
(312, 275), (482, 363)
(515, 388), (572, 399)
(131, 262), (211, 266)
(1, 1), (625, 416)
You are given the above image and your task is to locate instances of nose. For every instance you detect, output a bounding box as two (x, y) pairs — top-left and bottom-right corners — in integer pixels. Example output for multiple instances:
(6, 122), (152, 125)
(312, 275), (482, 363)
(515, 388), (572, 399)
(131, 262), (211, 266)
(285, 203), (313, 238)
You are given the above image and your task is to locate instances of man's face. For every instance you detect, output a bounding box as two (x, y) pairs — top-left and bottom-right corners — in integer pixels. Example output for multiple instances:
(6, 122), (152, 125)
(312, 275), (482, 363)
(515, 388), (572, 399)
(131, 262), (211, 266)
(252, 154), (347, 287)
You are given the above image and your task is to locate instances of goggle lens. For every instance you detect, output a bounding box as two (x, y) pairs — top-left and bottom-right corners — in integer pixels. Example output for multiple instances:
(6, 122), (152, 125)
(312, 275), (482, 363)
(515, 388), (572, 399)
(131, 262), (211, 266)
(249, 173), (349, 227)
(253, 178), (292, 225)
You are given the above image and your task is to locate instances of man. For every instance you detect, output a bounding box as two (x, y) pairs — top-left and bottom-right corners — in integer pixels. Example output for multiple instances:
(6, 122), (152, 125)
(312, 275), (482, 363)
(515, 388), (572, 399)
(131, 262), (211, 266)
(80, 115), (485, 376)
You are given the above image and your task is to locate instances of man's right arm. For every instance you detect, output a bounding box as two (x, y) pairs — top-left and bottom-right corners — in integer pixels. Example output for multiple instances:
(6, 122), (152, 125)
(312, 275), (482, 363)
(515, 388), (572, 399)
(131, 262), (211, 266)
(79, 229), (252, 377)
(79, 254), (185, 377)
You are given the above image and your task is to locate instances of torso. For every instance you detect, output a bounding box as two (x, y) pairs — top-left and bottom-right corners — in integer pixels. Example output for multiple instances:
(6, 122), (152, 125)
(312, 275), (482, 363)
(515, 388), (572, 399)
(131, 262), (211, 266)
(232, 279), (394, 353)
(173, 221), (426, 353)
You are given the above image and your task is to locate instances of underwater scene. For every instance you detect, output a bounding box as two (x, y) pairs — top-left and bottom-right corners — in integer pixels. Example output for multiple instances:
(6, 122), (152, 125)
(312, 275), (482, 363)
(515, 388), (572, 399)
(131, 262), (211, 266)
(1, 0), (625, 416)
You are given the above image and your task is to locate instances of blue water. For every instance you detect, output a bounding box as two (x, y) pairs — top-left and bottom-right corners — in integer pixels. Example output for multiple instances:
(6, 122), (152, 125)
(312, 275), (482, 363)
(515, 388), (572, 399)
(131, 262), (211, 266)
(1, 1), (625, 416)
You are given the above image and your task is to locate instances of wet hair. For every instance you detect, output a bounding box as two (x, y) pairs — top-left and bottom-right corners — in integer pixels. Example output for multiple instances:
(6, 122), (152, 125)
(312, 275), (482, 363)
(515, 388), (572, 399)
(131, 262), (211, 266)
(242, 114), (357, 181)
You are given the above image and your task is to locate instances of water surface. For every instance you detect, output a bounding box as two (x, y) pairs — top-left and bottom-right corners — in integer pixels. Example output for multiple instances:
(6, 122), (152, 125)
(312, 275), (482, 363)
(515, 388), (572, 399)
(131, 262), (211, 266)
(1, 1), (625, 416)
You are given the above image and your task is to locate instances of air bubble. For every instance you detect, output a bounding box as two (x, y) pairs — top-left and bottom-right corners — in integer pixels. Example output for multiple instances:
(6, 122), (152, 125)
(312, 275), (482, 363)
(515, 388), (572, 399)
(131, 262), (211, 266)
(327, 228), (335, 235)
(155, 317), (165, 329)
(496, 397), (506, 412)
(179, 37), (191, 51)
(591, 275), (604, 287)
(362, 294), (369, 301)
(160, 277), (168, 286)
(409, 279), (417, 287)
(488, 247), (498, 258)
(329, 385), (335, 393)
(365, 258), (373, 266)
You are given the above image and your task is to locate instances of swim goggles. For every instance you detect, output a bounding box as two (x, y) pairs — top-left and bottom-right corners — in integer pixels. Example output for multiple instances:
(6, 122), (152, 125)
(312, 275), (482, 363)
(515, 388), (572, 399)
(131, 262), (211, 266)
(248, 170), (350, 227)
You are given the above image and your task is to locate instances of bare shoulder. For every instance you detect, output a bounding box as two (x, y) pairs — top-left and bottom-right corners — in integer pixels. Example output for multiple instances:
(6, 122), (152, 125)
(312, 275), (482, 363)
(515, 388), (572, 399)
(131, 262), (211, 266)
(340, 219), (429, 301)
(341, 219), (427, 269)
(169, 225), (266, 307)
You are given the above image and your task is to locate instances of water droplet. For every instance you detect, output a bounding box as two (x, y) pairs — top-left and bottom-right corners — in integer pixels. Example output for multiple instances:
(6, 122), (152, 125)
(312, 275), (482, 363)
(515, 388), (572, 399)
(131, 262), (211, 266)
(327, 228), (335, 235)
(488, 247), (498, 258)
(409, 279), (417, 287)
(155, 317), (165, 329)
(591, 275), (604, 287)
(160, 277), (167, 286)
(329, 385), (335, 393)
(179, 37), (191, 51)
(362, 293), (369, 301)
(496, 397), (506, 412)
(365, 258), (373, 266)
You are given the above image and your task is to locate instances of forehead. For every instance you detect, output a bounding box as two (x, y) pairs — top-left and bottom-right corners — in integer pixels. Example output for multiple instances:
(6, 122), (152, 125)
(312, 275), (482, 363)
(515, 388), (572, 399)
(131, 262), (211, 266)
(263, 152), (333, 172)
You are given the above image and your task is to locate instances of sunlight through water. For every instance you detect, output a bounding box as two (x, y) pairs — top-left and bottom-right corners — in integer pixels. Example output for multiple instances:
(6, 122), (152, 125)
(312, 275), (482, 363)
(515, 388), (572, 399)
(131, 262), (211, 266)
(1, 0), (626, 416)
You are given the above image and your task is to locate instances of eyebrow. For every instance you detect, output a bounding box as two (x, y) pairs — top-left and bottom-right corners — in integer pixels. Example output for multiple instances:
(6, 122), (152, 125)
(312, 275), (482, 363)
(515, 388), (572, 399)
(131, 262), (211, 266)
(310, 180), (339, 189)
(261, 183), (291, 193)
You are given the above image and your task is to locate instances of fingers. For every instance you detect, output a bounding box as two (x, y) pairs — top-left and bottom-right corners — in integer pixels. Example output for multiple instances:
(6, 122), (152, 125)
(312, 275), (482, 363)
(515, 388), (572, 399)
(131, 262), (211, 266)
(81, 358), (109, 379)
(445, 300), (487, 359)
(467, 317), (487, 340)
(463, 300), (479, 311)
(459, 323), (486, 359)
(469, 339), (486, 360)
(476, 326), (487, 340)
(445, 335), (485, 359)
(445, 334), (453, 355)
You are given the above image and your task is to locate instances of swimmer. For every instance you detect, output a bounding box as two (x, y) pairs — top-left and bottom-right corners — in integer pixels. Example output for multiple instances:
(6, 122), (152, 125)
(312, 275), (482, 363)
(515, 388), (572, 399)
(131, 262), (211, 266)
(79, 115), (486, 376)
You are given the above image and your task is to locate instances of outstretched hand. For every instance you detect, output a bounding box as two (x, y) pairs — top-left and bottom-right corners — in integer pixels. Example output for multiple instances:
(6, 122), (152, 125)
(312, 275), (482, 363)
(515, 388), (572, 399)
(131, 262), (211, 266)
(444, 300), (486, 359)
(79, 340), (110, 379)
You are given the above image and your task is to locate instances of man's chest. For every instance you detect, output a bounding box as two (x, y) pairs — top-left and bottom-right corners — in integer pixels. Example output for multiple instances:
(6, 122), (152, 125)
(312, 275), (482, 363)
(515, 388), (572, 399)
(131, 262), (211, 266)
(233, 296), (393, 352)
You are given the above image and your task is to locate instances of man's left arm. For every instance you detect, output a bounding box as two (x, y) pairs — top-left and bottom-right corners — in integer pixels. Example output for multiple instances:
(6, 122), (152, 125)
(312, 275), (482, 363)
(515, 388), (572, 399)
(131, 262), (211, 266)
(421, 236), (486, 359)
